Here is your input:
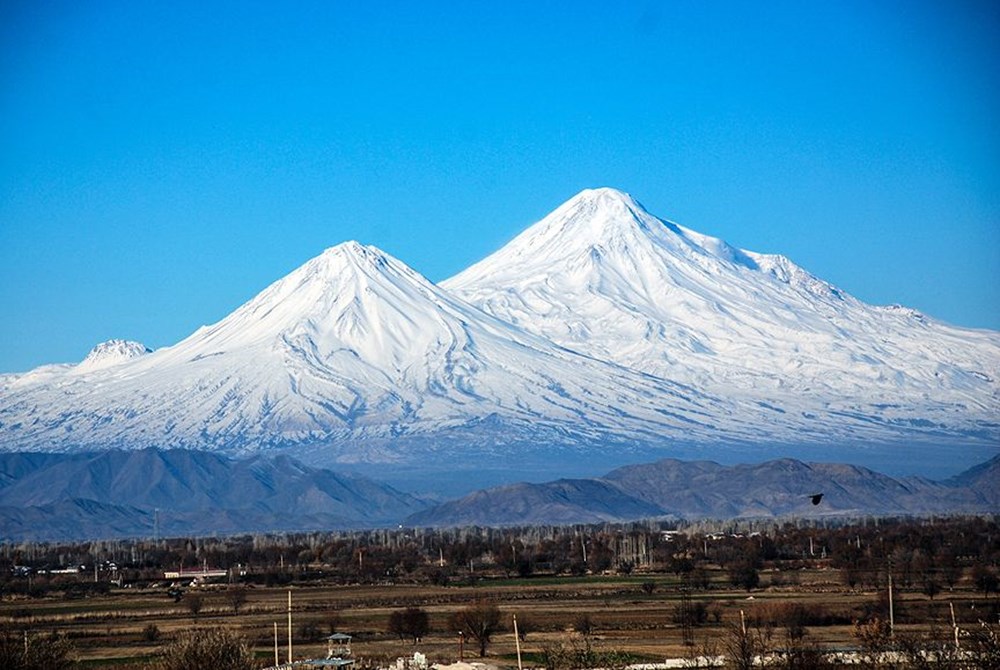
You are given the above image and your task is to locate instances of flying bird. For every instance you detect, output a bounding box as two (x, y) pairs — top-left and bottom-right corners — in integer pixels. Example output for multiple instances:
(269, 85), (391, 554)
(809, 493), (824, 505)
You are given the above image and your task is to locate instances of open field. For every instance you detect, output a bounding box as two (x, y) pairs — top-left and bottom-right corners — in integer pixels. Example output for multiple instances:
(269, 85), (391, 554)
(2, 563), (998, 668)
(2, 517), (998, 667)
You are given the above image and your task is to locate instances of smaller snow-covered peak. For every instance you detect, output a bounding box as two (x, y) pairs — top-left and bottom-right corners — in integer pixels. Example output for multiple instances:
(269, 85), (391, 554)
(312, 241), (389, 272)
(77, 339), (151, 372)
(165, 241), (463, 367)
(561, 187), (645, 216)
(281, 241), (419, 298)
(273, 241), (406, 300)
(319, 240), (378, 261)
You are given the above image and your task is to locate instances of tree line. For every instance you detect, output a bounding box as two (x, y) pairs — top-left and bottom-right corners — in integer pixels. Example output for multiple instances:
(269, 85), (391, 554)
(2, 516), (998, 598)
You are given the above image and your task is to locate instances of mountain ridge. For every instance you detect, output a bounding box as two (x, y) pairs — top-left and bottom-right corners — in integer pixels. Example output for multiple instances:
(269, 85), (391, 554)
(1, 450), (995, 539)
(0, 449), (426, 540)
(405, 454), (1000, 528)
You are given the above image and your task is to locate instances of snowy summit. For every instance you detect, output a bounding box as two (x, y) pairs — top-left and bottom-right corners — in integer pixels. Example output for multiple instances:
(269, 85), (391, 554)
(76, 339), (152, 372)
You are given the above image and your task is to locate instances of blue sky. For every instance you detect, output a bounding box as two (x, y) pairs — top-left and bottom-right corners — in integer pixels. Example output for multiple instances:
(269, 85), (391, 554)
(1, 0), (998, 373)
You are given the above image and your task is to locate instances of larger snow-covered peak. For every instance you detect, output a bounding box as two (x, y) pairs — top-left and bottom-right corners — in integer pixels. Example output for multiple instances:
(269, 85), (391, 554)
(472, 187), (755, 270)
(445, 188), (1000, 419)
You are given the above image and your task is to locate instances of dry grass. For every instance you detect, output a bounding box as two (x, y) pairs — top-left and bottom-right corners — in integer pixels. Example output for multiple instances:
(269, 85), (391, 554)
(0, 568), (991, 667)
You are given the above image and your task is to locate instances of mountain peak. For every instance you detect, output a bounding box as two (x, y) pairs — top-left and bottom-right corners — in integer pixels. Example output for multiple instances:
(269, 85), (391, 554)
(544, 187), (656, 243)
(76, 339), (151, 372)
(313, 241), (391, 273)
(565, 186), (643, 211)
(321, 240), (378, 260)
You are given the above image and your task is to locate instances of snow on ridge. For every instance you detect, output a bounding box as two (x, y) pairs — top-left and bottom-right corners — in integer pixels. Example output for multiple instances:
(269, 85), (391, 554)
(75, 339), (151, 372)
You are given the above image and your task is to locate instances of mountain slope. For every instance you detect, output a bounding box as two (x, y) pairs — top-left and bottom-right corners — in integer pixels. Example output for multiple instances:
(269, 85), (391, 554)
(406, 455), (999, 527)
(0, 449), (426, 540)
(0, 242), (748, 472)
(405, 479), (666, 527)
(444, 188), (1000, 445)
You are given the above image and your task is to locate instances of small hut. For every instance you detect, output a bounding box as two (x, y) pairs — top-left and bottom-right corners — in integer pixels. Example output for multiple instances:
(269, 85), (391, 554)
(326, 633), (353, 662)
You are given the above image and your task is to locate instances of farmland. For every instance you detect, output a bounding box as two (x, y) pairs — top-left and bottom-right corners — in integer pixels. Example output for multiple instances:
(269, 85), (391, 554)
(1, 516), (998, 668)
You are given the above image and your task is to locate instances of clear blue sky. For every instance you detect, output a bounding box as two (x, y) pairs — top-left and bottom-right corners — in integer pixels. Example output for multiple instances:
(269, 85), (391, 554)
(2, 0), (998, 373)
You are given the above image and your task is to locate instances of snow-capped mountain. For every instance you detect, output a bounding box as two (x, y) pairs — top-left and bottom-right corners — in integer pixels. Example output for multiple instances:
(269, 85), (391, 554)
(76, 339), (151, 372)
(0, 241), (744, 471)
(1, 189), (997, 487)
(445, 188), (999, 444)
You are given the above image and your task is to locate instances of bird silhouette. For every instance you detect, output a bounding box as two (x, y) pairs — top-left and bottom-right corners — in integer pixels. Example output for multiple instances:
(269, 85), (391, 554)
(809, 493), (824, 505)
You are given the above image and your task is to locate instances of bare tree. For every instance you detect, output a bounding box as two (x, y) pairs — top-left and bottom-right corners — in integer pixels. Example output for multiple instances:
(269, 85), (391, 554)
(721, 613), (772, 670)
(973, 564), (999, 598)
(0, 630), (75, 670)
(158, 628), (259, 670)
(449, 599), (503, 657)
(226, 586), (248, 614)
(515, 613), (536, 642)
(184, 592), (203, 619)
(389, 607), (429, 644)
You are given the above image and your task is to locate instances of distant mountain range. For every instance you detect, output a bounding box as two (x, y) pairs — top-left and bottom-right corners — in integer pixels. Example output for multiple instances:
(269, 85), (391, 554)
(1, 188), (997, 490)
(406, 455), (1000, 527)
(0, 450), (995, 540)
(0, 449), (423, 541)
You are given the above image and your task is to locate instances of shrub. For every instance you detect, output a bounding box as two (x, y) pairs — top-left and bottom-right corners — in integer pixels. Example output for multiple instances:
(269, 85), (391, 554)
(142, 623), (161, 642)
(0, 630), (75, 670)
(157, 628), (259, 670)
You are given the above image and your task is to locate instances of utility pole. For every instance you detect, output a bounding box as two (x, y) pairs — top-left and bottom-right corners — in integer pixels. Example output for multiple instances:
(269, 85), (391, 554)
(950, 602), (959, 651)
(288, 590), (293, 663)
(513, 614), (523, 670)
(888, 565), (895, 637)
